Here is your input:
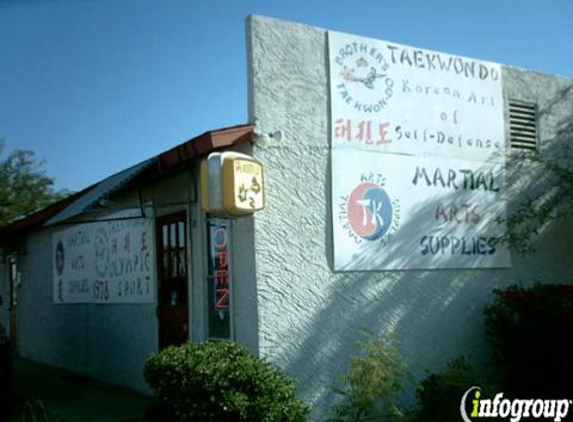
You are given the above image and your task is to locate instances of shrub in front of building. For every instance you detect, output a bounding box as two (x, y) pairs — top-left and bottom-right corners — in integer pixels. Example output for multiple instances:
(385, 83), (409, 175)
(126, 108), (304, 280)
(411, 357), (497, 422)
(484, 283), (573, 397)
(411, 283), (573, 422)
(329, 330), (411, 422)
(143, 340), (309, 422)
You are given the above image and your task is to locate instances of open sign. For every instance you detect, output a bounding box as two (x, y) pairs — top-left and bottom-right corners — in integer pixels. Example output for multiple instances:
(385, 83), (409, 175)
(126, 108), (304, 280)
(207, 219), (231, 339)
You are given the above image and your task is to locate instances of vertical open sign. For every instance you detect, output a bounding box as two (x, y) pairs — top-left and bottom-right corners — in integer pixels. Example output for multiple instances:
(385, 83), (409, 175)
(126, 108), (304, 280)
(207, 219), (231, 339)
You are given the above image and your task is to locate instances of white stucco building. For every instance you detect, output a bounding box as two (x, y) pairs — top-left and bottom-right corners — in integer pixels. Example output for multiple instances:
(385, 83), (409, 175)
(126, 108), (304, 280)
(1, 16), (572, 419)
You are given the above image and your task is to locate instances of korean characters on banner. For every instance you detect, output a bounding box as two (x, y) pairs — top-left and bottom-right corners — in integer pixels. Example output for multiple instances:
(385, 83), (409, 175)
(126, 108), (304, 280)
(328, 31), (511, 270)
(207, 219), (231, 339)
(52, 218), (155, 304)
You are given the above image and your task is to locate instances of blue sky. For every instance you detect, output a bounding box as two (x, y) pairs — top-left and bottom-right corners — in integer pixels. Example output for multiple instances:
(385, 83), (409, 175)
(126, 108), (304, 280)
(1, 0), (572, 191)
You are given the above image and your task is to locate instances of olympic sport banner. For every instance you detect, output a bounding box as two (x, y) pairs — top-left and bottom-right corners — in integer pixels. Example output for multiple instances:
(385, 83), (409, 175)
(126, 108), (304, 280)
(52, 217), (155, 303)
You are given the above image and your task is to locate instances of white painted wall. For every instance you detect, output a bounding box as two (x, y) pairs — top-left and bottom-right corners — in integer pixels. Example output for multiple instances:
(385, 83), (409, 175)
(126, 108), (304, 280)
(247, 15), (573, 419)
(17, 225), (157, 393)
(16, 170), (192, 393)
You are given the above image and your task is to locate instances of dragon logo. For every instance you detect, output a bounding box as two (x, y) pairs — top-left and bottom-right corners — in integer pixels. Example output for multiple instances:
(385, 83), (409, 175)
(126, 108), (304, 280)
(341, 57), (387, 90)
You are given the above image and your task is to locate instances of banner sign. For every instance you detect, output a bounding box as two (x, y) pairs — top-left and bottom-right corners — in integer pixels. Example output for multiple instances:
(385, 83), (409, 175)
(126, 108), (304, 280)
(329, 31), (511, 270)
(53, 217), (155, 303)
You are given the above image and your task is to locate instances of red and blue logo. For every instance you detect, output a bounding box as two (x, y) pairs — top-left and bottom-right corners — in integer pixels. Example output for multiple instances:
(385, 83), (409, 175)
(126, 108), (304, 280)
(347, 183), (393, 241)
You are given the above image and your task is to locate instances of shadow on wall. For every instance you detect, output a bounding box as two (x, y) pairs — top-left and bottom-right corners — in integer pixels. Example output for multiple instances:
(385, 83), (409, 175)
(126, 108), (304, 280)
(275, 84), (573, 419)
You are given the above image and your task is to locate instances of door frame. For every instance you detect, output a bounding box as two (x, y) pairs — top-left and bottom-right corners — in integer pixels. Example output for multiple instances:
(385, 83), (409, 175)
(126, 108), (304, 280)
(155, 211), (190, 349)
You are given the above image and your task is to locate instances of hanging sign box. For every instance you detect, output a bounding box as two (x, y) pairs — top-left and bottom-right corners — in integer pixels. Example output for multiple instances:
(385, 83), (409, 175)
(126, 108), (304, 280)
(200, 152), (265, 216)
(201, 153), (224, 214)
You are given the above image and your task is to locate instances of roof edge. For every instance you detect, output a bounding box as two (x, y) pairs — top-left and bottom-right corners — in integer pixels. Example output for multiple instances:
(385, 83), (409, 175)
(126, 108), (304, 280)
(0, 123), (254, 240)
(158, 124), (254, 170)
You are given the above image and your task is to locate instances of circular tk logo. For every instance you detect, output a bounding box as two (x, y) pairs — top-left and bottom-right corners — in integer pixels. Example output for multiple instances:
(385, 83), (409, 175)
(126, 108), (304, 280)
(55, 241), (65, 275)
(347, 183), (393, 241)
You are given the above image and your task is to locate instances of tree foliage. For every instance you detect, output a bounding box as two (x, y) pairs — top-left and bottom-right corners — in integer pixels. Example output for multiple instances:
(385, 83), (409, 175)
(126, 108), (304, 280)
(501, 116), (573, 254)
(0, 140), (70, 226)
(484, 283), (573, 397)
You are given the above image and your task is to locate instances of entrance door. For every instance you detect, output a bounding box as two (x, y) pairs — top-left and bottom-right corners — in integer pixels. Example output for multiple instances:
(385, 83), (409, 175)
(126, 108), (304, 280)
(156, 212), (189, 349)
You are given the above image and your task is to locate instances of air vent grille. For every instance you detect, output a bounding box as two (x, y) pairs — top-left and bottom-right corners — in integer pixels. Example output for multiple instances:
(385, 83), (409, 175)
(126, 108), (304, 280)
(508, 100), (538, 151)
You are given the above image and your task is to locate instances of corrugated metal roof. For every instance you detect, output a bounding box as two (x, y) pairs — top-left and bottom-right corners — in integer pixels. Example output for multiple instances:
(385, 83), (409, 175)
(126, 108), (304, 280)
(45, 158), (155, 226)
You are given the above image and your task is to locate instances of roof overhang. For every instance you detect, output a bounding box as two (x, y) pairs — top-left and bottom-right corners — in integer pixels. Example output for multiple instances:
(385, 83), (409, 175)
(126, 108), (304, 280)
(0, 123), (254, 242)
(159, 124), (254, 170)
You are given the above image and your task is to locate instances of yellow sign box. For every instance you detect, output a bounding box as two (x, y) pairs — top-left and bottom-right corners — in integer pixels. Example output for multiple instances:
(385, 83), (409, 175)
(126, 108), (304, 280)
(222, 156), (264, 215)
(200, 152), (265, 216)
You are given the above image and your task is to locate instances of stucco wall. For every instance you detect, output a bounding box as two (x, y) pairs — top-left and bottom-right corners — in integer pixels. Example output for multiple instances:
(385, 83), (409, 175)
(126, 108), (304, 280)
(247, 15), (573, 419)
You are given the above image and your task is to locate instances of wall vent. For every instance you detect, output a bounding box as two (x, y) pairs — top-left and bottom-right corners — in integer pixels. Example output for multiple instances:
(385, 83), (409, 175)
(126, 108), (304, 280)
(508, 100), (538, 151)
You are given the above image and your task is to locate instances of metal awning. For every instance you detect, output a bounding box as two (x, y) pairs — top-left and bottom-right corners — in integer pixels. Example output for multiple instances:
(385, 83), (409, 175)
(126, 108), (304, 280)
(44, 158), (155, 226)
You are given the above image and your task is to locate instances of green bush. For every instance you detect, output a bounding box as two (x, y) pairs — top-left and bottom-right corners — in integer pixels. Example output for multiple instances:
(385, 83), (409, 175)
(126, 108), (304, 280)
(143, 341), (309, 422)
(412, 358), (498, 422)
(408, 283), (573, 421)
(483, 283), (573, 397)
(329, 330), (411, 422)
